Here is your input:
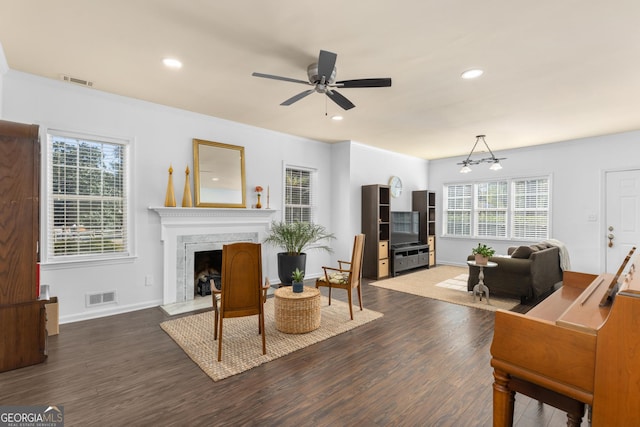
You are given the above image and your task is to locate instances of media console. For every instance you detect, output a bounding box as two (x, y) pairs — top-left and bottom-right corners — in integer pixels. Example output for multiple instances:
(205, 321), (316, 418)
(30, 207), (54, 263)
(390, 243), (430, 276)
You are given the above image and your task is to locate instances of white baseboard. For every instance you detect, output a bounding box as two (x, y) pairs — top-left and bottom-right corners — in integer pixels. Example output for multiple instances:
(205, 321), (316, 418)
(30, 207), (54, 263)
(59, 299), (163, 325)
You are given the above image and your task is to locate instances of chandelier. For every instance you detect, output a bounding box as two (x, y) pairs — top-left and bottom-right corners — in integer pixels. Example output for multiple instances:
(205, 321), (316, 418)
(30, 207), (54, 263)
(457, 135), (506, 173)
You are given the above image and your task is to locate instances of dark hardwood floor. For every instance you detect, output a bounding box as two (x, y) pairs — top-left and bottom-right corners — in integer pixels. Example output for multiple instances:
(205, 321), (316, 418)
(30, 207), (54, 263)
(0, 275), (587, 426)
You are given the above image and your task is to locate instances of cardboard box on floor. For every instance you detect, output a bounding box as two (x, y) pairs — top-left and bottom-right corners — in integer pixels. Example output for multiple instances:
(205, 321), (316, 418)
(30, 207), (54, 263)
(45, 297), (59, 336)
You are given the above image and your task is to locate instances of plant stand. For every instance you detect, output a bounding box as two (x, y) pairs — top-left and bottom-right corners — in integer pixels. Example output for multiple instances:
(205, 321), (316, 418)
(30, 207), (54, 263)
(467, 260), (497, 303)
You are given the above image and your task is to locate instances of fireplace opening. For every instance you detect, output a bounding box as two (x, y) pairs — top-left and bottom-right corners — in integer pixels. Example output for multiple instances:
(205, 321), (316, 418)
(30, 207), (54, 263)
(194, 250), (222, 297)
(174, 232), (258, 304)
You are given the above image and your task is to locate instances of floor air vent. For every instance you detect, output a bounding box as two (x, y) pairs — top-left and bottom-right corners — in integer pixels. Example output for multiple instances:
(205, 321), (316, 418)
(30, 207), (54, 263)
(86, 291), (117, 307)
(60, 74), (94, 87)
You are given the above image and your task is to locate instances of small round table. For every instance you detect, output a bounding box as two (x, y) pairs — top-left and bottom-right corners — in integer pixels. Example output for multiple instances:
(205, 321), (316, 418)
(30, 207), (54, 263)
(467, 260), (498, 304)
(274, 286), (321, 334)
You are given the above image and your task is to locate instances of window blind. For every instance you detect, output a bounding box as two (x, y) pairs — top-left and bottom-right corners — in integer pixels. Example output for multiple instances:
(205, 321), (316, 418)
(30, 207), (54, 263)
(445, 184), (472, 236)
(512, 178), (549, 239)
(285, 167), (315, 223)
(476, 181), (508, 238)
(47, 131), (129, 260)
(443, 177), (549, 240)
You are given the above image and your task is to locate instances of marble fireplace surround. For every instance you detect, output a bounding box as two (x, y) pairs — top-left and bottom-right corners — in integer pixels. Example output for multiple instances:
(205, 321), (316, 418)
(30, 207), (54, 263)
(149, 207), (274, 305)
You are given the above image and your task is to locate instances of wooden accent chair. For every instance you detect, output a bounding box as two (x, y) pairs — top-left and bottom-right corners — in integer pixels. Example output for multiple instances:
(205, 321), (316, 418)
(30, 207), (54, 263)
(315, 234), (366, 320)
(211, 278), (270, 342)
(212, 242), (270, 362)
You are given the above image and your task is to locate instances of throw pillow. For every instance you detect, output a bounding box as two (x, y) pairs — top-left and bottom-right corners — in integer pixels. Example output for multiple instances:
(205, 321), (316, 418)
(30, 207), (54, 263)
(511, 245), (534, 259)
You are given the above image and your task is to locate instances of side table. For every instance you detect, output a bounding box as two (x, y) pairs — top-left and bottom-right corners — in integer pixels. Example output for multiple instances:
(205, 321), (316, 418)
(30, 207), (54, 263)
(274, 286), (321, 334)
(467, 260), (498, 304)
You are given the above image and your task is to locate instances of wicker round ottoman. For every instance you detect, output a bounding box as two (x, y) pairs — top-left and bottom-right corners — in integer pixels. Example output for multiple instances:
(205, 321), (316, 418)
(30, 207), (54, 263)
(274, 286), (321, 334)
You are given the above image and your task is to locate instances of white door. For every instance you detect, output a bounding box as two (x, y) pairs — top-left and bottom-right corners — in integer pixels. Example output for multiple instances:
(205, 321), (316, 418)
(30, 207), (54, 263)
(605, 169), (640, 273)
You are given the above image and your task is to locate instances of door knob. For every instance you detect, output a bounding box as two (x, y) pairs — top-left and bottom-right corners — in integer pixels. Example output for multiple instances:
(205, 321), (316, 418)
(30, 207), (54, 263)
(608, 226), (614, 232)
(608, 233), (615, 248)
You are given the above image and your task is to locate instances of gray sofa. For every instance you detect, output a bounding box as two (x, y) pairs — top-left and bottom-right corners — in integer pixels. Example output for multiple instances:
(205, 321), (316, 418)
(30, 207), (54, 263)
(467, 243), (563, 303)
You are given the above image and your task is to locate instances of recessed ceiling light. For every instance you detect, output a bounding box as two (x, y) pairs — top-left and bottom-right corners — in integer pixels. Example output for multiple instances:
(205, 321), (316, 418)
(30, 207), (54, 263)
(163, 58), (183, 69)
(461, 69), (484, 79)
(331, 115), (343, 121)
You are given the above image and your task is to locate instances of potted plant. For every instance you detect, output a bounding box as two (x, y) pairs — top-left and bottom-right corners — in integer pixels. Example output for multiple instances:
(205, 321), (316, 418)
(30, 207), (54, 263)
(472, 243), (495, 265)
(264, 221), (335, 286)
(291, 268), (305, 293)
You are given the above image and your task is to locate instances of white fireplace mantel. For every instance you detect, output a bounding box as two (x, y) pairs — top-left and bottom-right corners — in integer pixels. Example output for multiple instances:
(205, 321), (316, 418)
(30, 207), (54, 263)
(150, 207), (275, 237)
(150, 206), (275, 219)
(149, 207), (275, 305)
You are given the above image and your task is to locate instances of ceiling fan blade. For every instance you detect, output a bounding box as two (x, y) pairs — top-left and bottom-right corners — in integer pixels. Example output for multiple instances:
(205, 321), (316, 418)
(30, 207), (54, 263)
(336, 78), (392, 88)
(317, 50), (337, 83)
(281, 89), (315, 106)
(252, 72), (310, 85)
(326, 90), (355, 110)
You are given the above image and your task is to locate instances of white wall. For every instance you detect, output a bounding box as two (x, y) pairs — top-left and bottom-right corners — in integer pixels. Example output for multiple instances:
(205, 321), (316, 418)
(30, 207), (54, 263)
(326, 141), (430, 259)
(329, 141), (353, 258)
(8, 60), (634, 322)
(1, 70), (431, 324)
(428, 132), (640, 274)
(0, 42), (7, 117)
(349, 142), (429, 212)
(1, 70), (335, 323)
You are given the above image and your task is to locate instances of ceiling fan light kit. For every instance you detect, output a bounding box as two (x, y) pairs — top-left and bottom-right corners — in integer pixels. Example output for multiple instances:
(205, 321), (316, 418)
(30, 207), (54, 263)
(457, 135), (506, 173)
(252, 50), (392, 111)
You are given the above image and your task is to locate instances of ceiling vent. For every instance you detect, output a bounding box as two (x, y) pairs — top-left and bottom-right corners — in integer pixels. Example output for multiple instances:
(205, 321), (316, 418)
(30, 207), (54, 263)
(60, 74), (94, 88)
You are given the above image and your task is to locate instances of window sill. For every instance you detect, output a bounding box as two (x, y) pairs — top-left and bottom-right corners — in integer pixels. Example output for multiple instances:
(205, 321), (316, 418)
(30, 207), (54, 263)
(40, 255), (138, 271)
(441, 235), (546, 243)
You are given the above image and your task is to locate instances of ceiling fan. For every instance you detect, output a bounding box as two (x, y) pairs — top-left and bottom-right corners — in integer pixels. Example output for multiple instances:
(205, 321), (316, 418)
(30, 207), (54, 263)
(252, 50), (392, 110)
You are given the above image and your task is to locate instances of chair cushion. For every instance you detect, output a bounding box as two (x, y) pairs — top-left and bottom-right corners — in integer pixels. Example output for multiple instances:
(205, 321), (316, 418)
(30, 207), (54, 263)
(511, 245), (535, 259)
(318, 272), (350, 284)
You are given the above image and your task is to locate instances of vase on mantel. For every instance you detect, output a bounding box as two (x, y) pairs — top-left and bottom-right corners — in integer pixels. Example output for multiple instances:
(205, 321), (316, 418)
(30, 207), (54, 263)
(165, 165), (176, 207)
(256, 194), (262, 209)
(182, 166), (193, 207)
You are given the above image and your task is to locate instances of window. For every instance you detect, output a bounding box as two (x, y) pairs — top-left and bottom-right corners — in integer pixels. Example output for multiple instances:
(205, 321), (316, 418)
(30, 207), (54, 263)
(284, 167), (315, 223)
(46, 130), (130, 261)
(476, 181), (508, 238)
(445, 184), (472, 236)
(512, 178), (549, 240)
(444, 177), (550, 240)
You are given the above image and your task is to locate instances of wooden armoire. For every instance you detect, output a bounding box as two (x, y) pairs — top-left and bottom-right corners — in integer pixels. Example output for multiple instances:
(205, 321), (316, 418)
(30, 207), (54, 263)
(0, 119), (48, 372)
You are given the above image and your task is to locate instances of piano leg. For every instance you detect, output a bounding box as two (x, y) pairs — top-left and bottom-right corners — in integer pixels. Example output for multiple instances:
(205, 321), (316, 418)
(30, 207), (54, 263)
(493, 369), (515, 427)
(504, 376), (586, 427)
(566, 412), (583, 427)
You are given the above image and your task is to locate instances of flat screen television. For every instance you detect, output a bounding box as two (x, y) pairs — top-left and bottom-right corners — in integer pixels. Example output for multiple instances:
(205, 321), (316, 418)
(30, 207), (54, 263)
(390, 211), (420, 246)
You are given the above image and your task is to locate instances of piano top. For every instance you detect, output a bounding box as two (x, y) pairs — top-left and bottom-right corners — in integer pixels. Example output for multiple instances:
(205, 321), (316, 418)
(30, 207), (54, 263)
(524, 266), (640, 335)
(555, 273), (616, 334)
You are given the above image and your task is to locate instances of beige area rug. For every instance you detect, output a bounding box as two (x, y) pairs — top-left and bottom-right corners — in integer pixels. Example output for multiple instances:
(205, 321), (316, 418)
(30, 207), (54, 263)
(370, 265), (520, 312)
(160, 296), (383, 381)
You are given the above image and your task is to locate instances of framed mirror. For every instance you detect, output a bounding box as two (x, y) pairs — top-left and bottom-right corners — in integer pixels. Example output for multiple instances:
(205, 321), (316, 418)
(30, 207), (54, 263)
(193, 139), (246, 208)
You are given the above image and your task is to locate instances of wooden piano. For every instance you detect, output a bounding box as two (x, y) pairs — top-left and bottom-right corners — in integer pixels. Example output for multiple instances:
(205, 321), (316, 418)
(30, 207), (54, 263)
(491, 252), (640, 426)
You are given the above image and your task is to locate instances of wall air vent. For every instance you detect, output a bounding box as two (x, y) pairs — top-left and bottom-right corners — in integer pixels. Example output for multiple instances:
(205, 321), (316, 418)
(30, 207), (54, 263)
(60, 74), (94, 88)
(86, 291), (117, 307)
